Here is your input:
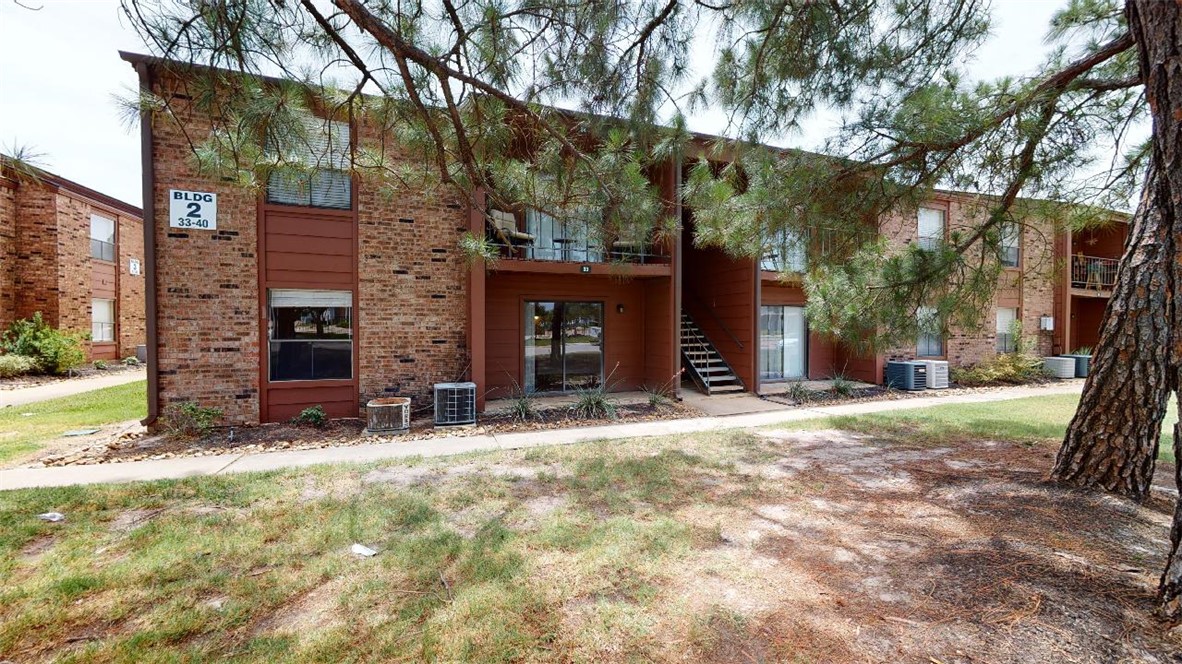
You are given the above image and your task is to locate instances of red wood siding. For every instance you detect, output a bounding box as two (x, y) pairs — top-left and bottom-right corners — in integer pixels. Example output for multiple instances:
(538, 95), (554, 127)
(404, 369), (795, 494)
(683, 240), (756, 390)
(643, 277), (678, 391)
(759, 282), (838, 381)
(484, 273), (659, 399)
(259, 204), (359, 422)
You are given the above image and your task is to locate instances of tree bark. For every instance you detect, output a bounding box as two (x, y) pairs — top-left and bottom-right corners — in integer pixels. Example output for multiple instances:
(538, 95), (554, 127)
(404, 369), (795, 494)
(1050, 164), (1173, 501)
(1051, 0), (1182, 504)
(1158, 386), (1182, 618)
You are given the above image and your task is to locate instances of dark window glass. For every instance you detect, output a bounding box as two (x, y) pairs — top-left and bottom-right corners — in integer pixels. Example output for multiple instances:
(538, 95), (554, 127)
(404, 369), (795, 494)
(268, 297), (353, 381)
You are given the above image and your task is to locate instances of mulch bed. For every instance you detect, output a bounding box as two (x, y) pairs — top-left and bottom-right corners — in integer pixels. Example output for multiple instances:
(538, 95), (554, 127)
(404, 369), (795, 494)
(36, 400), (703, 466)
(0, 363), (144, 391)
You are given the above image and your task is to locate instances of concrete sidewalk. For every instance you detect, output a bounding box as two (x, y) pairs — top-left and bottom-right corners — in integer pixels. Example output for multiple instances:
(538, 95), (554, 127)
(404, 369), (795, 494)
(0, 370), (146, 408)
(0, 381), (1084, 491)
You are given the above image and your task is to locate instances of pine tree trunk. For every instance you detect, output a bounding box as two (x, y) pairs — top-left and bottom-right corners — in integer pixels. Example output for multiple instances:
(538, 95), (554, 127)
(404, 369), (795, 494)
(1050, 165), (1173, 501)
(1158, 389), (1182, 618)
(1051, 0), (1182, 503)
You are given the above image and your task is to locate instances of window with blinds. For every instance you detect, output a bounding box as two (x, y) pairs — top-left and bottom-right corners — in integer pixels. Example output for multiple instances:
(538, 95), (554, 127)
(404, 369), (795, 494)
(268, 289), (353, 381)
(917, 208), (945, 251)
(266, 116), (353, 210)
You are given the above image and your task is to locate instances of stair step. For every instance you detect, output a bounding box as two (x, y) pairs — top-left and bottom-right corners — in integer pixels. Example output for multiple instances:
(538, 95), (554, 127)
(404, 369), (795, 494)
(707, 385), (745, 394)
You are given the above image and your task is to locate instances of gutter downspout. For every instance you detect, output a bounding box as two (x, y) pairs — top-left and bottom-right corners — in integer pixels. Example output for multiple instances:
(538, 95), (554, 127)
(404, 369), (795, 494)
(134, 61), (159, 427)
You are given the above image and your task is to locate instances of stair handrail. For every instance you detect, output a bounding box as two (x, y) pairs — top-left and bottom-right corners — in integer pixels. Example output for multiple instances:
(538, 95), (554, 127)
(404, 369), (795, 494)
(686, 296), (745, 349)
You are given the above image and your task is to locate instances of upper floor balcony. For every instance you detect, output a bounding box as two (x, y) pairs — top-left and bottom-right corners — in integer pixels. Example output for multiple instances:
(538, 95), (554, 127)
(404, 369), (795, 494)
(486, 208), (671, 275)
(1071, 254), (1118, 294)
(760, 226), (875, 278)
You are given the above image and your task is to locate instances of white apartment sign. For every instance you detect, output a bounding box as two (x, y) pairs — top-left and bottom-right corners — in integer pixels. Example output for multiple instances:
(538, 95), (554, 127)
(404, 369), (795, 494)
(169, 189), (218, 230)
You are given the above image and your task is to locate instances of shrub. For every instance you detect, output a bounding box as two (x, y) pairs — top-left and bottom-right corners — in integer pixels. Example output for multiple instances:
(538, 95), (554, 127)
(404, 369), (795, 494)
(0, 313), (87, 375)
(93, 359), (109, 370)
(163, 401), (224, 437)
(787, 381), (811, 403)
(1070, 346), (1092, 355)
(0, 354), (37, 378)
(570, 384), (618, 420)
(831, 374), (856, 398)
(293, 405), (327, 427)
(123, 356), (141, 366)
(951, 352), (1049, 387)
(643, 384), (673, 408)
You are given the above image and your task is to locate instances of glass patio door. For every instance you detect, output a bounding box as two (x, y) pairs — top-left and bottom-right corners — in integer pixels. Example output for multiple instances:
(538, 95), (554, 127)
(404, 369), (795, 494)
(525, 301), (604, 392)
(760, 305), (806, 380)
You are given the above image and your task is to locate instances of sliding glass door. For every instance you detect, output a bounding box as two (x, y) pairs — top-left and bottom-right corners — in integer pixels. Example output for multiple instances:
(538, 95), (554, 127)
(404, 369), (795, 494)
(760, 305), (807, 381)
(525, 301), (604, 392)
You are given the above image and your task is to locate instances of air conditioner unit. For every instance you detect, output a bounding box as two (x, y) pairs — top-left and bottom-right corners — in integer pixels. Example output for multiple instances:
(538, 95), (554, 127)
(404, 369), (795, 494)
(919, 360), (949, 389)
(434, 382), (477, 427)
(885, 361), (927, 391)
(1043, 357), (1076, 379)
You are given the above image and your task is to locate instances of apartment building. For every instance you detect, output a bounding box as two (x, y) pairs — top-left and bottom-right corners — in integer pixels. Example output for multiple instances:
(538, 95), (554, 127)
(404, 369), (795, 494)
(0, 157), (145, 360)
(124, 52), (1088, 425)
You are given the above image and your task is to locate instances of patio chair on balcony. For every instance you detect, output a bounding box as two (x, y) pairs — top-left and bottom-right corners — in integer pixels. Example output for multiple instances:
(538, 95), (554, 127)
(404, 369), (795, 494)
(488, 209), (535, 258)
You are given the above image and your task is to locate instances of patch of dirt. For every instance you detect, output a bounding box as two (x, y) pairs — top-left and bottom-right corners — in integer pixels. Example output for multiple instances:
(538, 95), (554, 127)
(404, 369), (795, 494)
(108, 508), (164, 534)
(18, 534), (55, 562)
(670, 427), (1182, 663)
(251, 576), (352, 636)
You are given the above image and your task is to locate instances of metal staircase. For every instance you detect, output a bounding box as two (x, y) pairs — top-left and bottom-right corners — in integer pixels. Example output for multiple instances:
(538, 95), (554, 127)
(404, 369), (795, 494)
(680, 311), (744, 395)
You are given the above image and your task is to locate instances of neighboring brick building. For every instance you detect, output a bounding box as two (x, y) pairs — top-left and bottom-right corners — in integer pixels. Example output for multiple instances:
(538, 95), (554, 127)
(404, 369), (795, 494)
(0, 157), (145, 361)
(124, 52), (1092, 426)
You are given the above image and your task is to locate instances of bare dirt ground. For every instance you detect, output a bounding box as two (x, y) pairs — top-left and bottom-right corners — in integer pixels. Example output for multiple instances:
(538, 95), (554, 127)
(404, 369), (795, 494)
(678, 429), (1181, 663)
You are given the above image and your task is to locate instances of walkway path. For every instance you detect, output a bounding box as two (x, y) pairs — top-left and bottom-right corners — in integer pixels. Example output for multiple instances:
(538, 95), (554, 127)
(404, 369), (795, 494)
(0, 370), (146, 408)
(0, 381), (1084, 491)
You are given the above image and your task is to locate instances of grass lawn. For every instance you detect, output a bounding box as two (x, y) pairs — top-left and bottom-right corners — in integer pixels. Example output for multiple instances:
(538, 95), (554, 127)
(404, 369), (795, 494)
(3, 400), (1181, 661)
(0, 381), (146, 465)
(815, 393), (1181, 462)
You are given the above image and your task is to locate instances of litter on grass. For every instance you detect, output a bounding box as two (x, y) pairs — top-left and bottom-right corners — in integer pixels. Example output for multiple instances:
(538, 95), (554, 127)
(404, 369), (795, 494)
(350, 543), (377, 557)
(37, 512), (65, 522)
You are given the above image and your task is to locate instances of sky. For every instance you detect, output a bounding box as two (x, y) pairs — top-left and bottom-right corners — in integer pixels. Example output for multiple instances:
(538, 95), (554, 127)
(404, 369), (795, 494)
(0, 0), (1068, 208)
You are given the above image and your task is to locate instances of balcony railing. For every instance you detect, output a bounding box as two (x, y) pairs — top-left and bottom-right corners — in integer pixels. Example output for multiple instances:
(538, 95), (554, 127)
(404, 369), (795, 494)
(761, 227), (875, 273)
(486, 209), (668, 264)
(1071, 255), (1119, 291)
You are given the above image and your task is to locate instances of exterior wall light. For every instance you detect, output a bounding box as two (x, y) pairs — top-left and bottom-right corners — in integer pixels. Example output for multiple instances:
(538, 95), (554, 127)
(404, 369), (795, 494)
(617, 304), (625, 314)
(1039, 315), (1054, 331)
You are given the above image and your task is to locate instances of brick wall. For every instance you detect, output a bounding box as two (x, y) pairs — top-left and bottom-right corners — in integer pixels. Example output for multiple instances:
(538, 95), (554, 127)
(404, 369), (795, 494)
(879, 195), (1057, 368)
(13, 182), (60, 325)
(0, 179), (15, 329)
(149, 72), (261, 423)
(354, 153), (470, 409)
(117, 212), (146, 358)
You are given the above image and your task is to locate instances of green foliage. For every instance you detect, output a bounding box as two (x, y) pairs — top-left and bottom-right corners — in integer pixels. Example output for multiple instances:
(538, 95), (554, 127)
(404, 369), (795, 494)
(293, 405), (328, 427)
(119, 0), (1146, 350)
(570, 384), (618, 420)
(951, 353), (1050, 387)
(0, 313), (87, 375)
(458, 231), (499, 268)
(0, 354), (36, 379)
(1070, 346), (1093, 355)
(163, 402), (224, 438)
(93, 359), (109, 370)
(787, 381), (811, 404)
(123, 356), (141, 366)
(831, 374), (856, 398)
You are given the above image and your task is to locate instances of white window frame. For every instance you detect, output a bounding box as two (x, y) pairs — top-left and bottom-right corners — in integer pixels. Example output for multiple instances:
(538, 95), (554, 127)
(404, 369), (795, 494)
(996, 307), (1018, 353)
(917, 207), (945, 251)
(91, 298), (115, 343)
(90, 214), (115, 262)
(1000, 222), (1021, 268)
